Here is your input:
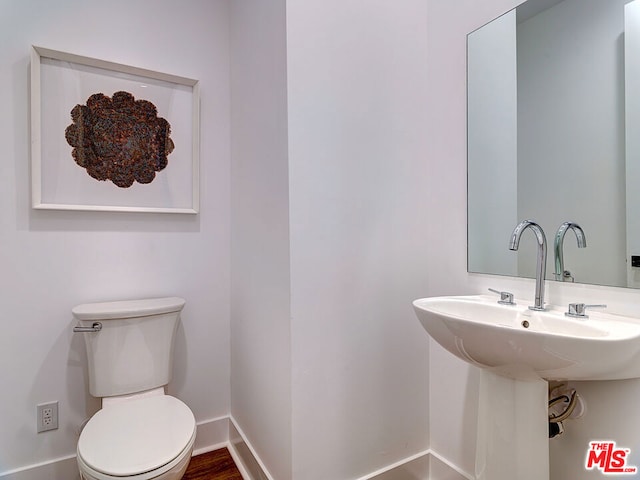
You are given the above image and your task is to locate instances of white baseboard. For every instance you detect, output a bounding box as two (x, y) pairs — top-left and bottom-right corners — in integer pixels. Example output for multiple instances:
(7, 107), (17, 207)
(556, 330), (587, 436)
(427, 450), (474, 480)
(228, 416), (273, 480)
(0, 415), (472, 480)
(0, 416), (231, 480)
(192, 415), (231, 455)
(356, 449), (473, 480)
(225, 417), (472, 480)
(356, 450), (431, 480)
(0, 455), (80, 480)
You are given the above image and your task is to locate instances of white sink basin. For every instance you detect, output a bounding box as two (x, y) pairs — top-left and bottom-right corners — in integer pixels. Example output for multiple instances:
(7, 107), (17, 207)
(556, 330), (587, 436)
(413, 295), (640, 380)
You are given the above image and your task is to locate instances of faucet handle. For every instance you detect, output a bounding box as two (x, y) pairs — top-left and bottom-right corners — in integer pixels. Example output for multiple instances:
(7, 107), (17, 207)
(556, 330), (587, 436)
(565, 303), (607, 318)
(488, 288), (516, 305)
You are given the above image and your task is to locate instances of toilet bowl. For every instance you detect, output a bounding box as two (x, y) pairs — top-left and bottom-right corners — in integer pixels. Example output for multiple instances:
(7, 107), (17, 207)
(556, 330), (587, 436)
(73, 297), (195, 480)
(77, 393), (196, 480)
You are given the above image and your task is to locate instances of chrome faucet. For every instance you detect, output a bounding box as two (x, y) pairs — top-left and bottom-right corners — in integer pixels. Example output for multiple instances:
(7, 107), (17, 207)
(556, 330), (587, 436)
(554, 222), (586, 282)
(509, 220), (547, 311)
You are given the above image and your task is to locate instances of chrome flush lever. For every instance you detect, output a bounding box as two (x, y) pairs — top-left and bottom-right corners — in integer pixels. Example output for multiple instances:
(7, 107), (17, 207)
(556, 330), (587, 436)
(565, 303), (606, 319)
(73, 322), (102, 333)
(488, 288), (516, 305)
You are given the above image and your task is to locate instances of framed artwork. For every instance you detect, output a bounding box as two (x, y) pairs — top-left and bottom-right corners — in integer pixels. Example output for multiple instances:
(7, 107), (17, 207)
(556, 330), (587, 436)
(30, 46), (200, 214)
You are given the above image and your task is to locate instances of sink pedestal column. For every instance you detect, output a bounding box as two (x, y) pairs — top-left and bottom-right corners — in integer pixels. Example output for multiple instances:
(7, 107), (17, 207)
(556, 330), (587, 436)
(475, 370), (548, 480)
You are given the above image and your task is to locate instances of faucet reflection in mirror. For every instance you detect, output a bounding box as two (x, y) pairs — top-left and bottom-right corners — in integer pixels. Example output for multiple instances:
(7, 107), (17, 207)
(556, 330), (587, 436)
(554, 222), (587, 282)
(509, 220), (547, 311)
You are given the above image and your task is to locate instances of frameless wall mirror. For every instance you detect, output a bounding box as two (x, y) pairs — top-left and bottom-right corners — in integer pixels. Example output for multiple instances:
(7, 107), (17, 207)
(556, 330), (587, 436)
(467, 0), (640, 288)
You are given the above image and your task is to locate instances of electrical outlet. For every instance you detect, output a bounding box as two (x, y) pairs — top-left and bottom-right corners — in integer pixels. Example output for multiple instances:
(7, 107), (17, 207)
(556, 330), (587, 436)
(37, 401), (58, 433)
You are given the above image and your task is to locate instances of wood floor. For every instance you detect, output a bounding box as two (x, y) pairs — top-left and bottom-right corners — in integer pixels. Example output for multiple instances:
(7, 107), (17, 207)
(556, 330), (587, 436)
(183, 447), (243, 480)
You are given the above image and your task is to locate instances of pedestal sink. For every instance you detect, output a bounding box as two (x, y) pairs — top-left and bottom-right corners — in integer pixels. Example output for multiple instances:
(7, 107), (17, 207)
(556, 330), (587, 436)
(413, 294), (640, 381)
(413, 294), (640, 480)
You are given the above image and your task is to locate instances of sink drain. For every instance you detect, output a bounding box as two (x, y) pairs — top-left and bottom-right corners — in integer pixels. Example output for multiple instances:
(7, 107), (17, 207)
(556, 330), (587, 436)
(521, 320), (530, 328)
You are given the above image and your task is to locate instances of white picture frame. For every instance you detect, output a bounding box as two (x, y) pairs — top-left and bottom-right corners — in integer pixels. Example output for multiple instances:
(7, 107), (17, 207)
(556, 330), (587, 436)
(30, 46), (200, 214)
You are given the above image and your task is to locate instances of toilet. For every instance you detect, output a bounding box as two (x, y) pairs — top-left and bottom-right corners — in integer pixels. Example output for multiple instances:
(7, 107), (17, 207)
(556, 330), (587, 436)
(73, 297), (196, 480)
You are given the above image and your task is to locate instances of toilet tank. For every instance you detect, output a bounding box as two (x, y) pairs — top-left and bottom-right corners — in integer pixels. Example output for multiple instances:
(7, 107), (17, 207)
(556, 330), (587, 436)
(73, 297), (186, 398)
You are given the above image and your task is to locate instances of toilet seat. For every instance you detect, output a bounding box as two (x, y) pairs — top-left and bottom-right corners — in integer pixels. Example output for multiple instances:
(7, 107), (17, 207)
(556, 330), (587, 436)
(78, 395), (195, 479)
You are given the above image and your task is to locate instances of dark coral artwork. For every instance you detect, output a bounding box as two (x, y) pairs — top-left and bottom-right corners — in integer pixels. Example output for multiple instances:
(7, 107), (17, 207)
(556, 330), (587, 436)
(64, 91), (175, 188)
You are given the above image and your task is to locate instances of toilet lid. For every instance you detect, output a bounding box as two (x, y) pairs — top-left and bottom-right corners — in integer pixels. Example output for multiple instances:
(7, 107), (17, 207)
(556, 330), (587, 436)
(78, 395), (195, 476)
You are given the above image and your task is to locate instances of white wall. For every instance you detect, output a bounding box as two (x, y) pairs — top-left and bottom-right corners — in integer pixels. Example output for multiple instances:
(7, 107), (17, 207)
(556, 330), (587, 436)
(230, 1), (431, 479)
(229, 1), (293, 479)
(286, 1), (430, 478)
(12, 1), (640, 479)
(0, 0), (231, 474)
